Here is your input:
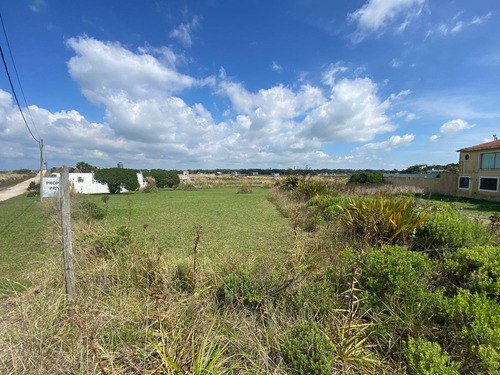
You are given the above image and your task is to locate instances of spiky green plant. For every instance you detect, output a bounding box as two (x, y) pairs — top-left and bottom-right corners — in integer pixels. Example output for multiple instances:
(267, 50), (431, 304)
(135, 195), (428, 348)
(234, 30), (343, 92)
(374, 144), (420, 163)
(338, 194), (427, 245)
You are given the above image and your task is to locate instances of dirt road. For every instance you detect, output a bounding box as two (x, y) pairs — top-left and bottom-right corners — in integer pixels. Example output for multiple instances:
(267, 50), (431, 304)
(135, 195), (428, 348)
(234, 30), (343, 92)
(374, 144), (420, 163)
(0, 172), (41, 202)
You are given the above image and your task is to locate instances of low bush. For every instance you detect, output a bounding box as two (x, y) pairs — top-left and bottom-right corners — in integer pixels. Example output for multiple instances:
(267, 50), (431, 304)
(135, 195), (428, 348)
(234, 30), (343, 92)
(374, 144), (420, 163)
(415, 205), (491, 251)
(142, 176), (159, 193)
(307, 195), (350, 220)
(348, 172), (384, 184)
(405, 337), (459, 375)
(281, 319), (333, 375)
(72, 201), (105, 222)
(447, 290), (500, 374)
(77, 225), (132, 257)
(357, 246), (433, 305)
(444, 245), (500, 296)
(174, 183), (197, 191)
(237, 181), (252, 194)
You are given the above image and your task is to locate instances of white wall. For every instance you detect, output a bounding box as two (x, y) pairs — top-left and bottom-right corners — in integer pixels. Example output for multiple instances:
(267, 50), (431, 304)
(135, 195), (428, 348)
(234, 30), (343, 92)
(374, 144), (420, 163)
(51, 172), (146, 194)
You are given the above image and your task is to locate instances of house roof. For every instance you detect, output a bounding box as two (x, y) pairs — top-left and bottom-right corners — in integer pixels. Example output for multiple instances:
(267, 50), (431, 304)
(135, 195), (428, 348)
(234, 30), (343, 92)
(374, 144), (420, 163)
(457, 140), (500, 152)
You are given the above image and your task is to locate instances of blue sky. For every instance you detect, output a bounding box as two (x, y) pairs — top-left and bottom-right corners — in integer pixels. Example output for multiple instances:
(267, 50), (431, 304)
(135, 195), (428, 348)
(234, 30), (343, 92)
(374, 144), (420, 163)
(1, 0), (499, 170)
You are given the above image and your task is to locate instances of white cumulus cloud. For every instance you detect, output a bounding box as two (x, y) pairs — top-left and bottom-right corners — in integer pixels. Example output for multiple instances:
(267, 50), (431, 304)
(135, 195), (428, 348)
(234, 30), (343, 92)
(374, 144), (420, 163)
(429, 119), (475, 142)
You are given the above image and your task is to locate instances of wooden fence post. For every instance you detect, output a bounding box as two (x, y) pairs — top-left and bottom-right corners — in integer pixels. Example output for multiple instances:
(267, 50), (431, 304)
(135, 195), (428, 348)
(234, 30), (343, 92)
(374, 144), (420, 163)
(60, 165), (75, 302)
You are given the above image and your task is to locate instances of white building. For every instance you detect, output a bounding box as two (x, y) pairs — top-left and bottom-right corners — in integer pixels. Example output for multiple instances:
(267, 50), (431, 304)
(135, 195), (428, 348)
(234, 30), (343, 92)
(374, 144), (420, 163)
(50, 172), (146, 194)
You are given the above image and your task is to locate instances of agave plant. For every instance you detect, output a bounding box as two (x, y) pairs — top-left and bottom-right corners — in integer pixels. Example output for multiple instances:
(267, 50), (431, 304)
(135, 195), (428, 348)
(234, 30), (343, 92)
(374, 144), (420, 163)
(338, 194), (427, 246)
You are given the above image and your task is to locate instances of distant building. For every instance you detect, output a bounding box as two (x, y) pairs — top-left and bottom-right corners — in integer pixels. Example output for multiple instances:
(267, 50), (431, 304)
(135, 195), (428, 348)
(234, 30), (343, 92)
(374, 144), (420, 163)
(117, 162), (124, 168)
(180, 171), (191, 182)
(252, 172), (258, 176)
(272, 173), (280, 178)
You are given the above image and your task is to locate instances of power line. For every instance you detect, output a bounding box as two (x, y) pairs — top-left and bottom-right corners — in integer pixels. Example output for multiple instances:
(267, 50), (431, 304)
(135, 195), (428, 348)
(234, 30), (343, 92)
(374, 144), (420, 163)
(0, 44), (40, 144)
(0, 12), (40, 139)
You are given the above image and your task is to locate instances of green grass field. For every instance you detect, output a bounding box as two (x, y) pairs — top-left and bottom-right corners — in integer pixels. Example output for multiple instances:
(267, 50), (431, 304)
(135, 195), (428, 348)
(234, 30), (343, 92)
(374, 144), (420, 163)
(0, 196), (57, 295)
(85, 187), (294, 264)
(0, 188), (293, 297)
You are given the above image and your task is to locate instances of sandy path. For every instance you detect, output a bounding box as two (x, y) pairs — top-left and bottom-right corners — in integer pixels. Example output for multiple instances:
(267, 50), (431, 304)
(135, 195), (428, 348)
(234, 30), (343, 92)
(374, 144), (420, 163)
(0, 172), (41, 202)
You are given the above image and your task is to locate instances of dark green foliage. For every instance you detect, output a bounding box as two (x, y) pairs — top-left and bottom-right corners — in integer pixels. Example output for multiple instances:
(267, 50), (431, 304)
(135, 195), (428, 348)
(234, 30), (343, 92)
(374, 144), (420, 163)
(444, 246), (500, 296)
(94, 168), (139, 194)
(281, 319), (333, 375)
(415, 205), (490, 251)
(76, 161), (98, 173)
(348, 172), (384, 184)
(72, 201), (105, 222)
(26, 190), (39, 197)
(143, 169), (180, 188)
(13, 169), (31, 174)
(278, 176), (302, 191)
(401, 164), (427, 174)
(27, 181), (40, 191)
(405, 337), (459, 375)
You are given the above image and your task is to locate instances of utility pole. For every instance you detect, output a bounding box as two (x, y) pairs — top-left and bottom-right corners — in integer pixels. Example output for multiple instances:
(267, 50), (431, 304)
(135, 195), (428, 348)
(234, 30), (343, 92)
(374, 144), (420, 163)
(39, 138), (43, 202)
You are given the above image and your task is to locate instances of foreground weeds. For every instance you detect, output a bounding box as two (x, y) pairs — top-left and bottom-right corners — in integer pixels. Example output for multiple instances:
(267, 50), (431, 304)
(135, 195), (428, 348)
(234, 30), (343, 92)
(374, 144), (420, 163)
(2, 183), (500, 374)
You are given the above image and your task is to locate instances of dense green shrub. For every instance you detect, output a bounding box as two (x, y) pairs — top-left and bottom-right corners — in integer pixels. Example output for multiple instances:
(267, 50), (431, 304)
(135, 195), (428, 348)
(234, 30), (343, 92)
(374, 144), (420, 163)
(27, 181), (40, 191)
(72, 201), (105, 222)
(357, 246), (433, 305)
(143, 169), (180, 188)
(277, 175), (302, 190)
(281, 319), (333, 375)
(415, 206), (490, 251)
(405, 337), (459, 375)
(94, 168), (139, 194)
(447, 290), (500, 374)
(444, 245), (500, 296)
(348, 172), (383, 184)
(339, 194), (427, 245)
(308, 195), (350, 220)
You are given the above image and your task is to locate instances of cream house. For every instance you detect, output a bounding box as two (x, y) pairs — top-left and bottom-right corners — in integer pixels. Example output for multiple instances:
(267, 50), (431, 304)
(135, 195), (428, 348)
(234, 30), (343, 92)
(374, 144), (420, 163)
(457, 139), (500, 201)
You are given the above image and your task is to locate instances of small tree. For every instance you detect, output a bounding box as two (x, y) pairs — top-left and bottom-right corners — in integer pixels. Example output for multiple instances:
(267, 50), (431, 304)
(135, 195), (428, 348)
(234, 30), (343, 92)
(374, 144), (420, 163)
(94, 168), (139, 194)
(143, 169), (180, 188)
(76, 161), (98, 173)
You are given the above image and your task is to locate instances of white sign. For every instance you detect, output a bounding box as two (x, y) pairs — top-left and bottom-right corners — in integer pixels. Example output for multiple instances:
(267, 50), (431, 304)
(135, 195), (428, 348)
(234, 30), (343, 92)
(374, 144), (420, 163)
(42, 177), (60, 197)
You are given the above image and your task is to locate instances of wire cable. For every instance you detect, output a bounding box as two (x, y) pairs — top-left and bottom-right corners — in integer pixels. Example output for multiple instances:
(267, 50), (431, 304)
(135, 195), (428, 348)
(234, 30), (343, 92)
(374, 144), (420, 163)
(0, 44), (40, 144)
(0, 12), (40, 139)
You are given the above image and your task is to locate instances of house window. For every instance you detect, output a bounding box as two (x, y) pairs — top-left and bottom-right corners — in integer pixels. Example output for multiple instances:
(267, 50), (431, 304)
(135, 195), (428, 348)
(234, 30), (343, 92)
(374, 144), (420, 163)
(77, 177), (84, 183)
(464, 153), (470, 161)
(479, 177), (499, 192)
(480, 152), (500, 169)
(458, 176), (470, 190)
